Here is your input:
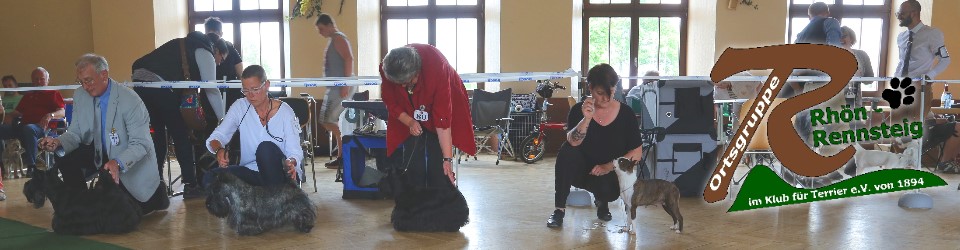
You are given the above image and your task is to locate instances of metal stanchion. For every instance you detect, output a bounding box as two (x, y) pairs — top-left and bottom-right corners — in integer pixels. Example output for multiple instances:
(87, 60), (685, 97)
(899, 76), (933, 210)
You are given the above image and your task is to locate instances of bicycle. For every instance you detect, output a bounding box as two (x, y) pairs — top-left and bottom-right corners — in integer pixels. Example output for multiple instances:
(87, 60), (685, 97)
(519, 80), (566, 164)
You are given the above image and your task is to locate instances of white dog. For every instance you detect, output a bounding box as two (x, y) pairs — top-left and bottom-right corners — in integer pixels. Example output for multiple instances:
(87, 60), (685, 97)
(850, 141), (919, 176)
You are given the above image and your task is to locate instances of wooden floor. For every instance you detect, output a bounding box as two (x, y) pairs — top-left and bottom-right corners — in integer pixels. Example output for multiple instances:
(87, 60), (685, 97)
(2, 154), (960, 249)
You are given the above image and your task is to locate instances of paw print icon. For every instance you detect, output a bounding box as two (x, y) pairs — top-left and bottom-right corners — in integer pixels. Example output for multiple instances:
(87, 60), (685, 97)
(882, 77), (915, 109)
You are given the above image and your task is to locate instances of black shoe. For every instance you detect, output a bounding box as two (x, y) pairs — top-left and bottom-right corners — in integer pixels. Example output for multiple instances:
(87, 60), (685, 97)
(595, 200), (612, 221)
(547, 209), (564, 228)
(182, 184), (205, 199)
(325, 157), (342, 169)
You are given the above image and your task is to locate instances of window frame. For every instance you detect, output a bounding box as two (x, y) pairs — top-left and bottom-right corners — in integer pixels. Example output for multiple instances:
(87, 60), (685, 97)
(187, 0), (288, 78)
(582, 0), (689, 89)
(787, 0), (892, 83)
(379, 0), (486, 88)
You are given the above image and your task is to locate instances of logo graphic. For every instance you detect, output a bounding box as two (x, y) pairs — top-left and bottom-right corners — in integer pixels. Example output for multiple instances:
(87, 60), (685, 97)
(705, 44), (946, 211)
(881, 77), (915, 109)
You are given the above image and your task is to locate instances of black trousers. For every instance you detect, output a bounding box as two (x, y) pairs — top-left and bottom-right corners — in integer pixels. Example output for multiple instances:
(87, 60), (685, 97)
(554, 143), (620, 208)
(134, 87), (196, 185)
(401, 132), (454, 189)
(203, 141), (294, 187)
(58, 145), (169, 213)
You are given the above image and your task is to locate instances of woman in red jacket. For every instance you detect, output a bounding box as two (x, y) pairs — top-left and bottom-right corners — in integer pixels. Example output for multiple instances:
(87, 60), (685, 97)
(380, 44), (476, 188)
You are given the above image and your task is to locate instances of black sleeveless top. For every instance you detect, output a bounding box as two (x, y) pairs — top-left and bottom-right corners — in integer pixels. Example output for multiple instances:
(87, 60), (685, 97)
(132, 31), (213, 82)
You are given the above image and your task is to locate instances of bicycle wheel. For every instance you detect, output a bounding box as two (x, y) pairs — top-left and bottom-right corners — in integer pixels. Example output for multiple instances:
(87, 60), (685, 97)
(520, 133), (547, 164)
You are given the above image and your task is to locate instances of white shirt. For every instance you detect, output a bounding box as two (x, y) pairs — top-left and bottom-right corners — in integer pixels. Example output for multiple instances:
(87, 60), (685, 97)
(895, 23), (951, 79)
(206, 98), (304, 178)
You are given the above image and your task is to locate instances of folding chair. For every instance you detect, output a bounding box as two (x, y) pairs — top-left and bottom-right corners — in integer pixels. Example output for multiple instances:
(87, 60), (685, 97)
(470, 88), (514, 165)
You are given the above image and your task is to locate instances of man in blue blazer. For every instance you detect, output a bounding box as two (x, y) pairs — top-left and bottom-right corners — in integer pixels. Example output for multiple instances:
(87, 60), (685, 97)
(40, 54), (169, 214)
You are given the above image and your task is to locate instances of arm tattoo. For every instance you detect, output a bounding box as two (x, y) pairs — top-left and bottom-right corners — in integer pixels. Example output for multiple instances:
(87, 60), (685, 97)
(571, 128), (586, 141)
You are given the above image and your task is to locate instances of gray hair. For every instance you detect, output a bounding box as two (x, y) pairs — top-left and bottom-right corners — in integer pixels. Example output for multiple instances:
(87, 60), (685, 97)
(33, 67), (49, 77)
(75, 53), (110, 72)
(382, 46), (421, 83)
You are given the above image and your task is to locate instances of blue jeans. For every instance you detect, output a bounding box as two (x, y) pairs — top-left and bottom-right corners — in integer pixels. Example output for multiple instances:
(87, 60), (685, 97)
(203, 142), (296, 188)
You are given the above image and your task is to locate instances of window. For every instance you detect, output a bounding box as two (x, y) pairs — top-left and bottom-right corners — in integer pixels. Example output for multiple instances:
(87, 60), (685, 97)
(583, 0), (687, 90)
(189, 0), (287, 81)
(787, 0), (892, 91)
(381, 0), (484, 89)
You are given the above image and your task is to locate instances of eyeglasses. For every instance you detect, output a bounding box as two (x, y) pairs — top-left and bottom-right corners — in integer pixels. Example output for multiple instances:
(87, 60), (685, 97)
(241, 81), (267, 95)
(896, 10), (915, 16)
(76, 77), (95, 86)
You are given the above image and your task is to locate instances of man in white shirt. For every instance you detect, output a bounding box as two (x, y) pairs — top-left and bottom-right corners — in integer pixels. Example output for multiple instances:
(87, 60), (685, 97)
(895, 0), (950, 79)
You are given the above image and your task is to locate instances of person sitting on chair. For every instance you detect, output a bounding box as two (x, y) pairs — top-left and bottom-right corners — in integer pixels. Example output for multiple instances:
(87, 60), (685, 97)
(547, 64), (645, 228)
(39, 54), (170, 214)
(4, 67), (66, 177)
(203, 65), (303, 187)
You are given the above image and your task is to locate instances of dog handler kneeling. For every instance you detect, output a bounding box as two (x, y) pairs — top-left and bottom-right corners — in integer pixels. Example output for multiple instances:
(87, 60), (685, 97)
(39, 54), (170, 215)
(203, 65), (303, 188)
(547, 64), (645, 228)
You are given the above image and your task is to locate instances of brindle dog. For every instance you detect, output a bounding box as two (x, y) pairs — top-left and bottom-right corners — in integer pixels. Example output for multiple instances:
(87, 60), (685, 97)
(613, 157), (683, 234)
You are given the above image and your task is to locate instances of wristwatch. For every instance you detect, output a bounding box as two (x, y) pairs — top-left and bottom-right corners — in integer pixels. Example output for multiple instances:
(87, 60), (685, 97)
(442, 157), (454, 162)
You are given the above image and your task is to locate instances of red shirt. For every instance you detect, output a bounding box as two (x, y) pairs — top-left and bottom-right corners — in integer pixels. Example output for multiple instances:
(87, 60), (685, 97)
(16, 90), (65, 124)
(380, 44), (476, 156)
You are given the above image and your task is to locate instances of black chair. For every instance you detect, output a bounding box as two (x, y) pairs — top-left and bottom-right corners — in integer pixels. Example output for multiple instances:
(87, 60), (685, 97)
(469, 88), (514, 165)
(281, 95), (317, 192)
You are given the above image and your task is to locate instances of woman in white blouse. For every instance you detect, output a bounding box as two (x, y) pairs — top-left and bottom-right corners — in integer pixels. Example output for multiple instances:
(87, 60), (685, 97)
(204, 65), (303, 187)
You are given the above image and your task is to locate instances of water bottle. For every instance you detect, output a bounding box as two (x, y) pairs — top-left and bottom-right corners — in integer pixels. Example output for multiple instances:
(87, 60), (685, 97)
(943, 85), (953, 108)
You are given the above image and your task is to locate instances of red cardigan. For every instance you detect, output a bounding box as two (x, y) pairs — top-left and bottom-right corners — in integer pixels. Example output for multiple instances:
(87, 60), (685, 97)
(380, 44), (477, 157)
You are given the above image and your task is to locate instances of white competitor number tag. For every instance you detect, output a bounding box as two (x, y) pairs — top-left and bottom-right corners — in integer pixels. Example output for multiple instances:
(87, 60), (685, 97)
(110, 128), (120, 146)
(414, 105), (429, 121)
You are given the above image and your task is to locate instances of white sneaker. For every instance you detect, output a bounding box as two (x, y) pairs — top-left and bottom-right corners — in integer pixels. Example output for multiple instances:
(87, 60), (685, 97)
(0, 189), (6, 201)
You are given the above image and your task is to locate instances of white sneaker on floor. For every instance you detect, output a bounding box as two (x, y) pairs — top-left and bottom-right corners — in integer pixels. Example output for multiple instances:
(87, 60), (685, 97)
(0, 189), (6, 201)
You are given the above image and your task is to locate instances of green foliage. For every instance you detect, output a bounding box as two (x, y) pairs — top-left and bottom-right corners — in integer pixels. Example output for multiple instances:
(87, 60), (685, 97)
(588, 17), (681, 76)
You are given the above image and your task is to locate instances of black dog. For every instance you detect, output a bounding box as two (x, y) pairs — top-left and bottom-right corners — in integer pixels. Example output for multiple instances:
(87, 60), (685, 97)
(22, 170), (47, 209)
(23, 161), (142, 235)
(390, 184), (470, 232)
(205, 171), (316, 235)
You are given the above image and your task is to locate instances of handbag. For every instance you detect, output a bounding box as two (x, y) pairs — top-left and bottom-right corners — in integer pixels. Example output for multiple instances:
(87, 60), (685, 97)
(178, 38), (208, 130)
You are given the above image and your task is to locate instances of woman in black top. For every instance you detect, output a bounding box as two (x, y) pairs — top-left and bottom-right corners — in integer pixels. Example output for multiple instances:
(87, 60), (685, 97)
(547, 64), (644, 228)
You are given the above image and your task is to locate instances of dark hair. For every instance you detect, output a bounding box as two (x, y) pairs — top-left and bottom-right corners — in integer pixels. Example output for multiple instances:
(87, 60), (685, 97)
(1, 75), (16, 84)
(586, 63), (619, 91)
(204, 17), (223, 33)
(809, 2), (829, 16)
(242, 65), (267, 82)
(205, 33), (229, 55)
(905, 0), (921, 13)
(315, 13), (334, 26)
